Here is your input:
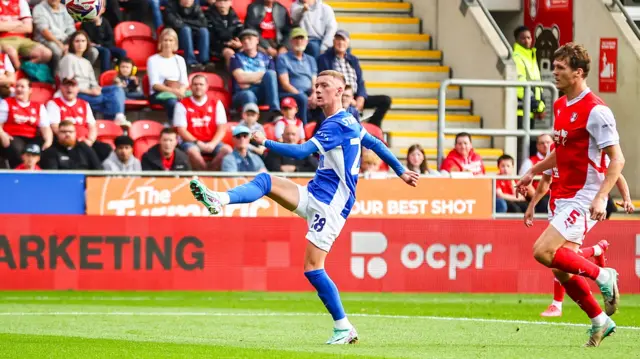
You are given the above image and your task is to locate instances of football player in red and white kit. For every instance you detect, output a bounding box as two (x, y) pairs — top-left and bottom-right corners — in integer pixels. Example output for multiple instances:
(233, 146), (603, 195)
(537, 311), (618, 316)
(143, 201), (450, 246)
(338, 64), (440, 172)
(517, 43), (625, 347)
(0, 78), (51, 168)
(524, 143), (634, 318)
(174, 74), (232, 170)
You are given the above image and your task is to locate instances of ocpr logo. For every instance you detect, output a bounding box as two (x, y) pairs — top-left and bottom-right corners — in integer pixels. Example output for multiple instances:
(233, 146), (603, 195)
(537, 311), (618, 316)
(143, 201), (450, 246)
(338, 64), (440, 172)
(401, 242), (492, 280)
(350, 232), (387, 279)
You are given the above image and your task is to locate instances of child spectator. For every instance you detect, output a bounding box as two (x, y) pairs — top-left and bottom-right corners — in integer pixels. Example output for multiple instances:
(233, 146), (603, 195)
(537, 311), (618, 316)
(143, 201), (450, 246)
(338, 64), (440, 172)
(495, 154), (533, 213)
(406, 143), (439, 176)
(342, 85), (360, 121)
(205, 0), (243, 68)
(238, 103), (266, 155)
(15, 144), (41, 170)
(112, 58), (145, 100)
(274, 97), (305, 141)
(360, 149), (386, 179)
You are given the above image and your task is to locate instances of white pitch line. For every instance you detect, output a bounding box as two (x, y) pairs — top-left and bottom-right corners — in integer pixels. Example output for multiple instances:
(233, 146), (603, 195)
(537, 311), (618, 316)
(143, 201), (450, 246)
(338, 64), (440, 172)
(0, 311), (638, 331)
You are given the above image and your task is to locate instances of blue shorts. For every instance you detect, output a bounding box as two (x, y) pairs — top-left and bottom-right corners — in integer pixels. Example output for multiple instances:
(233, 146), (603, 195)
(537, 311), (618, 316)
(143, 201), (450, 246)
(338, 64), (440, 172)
(180, 142), (225, 156)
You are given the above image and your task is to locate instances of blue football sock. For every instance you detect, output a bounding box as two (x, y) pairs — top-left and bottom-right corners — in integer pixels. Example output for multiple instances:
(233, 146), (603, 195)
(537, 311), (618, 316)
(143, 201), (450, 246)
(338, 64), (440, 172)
(227, 173), (272, 204)
(305, 269), (346, 321)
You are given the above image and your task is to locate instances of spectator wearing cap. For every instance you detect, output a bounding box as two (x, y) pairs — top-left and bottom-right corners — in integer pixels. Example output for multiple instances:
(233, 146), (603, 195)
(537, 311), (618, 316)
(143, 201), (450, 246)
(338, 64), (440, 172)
(221, 125), (266, 172)
(205, 0), (243, 68)
(102, 135), (142, 172)
(274, 97), (305, 142)
(230, 28), (279, 111)
(141, 127), (191, 171)
(165, 0), (210, 70)
(58, 31), (129, 126)
(291, 0), (337, 59)
(147, 28), (190, 123)
(317, 29), (391, 128)
(47, 76), (113, 162)
(245, 0), (292, 58)
(439, 132), (485, 176)
(15, 143), (41, 170)
(174, 74), (231, 171)
(264, 124), (317, 173)
(276, 27), (317, 124)
(39, 120), (102, 170)
(238, 103), (266, 156)
(0, 78), (52, 169)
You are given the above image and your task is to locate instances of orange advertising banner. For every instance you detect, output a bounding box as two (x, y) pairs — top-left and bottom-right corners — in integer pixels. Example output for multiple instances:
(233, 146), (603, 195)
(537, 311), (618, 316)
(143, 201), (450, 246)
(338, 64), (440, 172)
(85, 177), (493, 219)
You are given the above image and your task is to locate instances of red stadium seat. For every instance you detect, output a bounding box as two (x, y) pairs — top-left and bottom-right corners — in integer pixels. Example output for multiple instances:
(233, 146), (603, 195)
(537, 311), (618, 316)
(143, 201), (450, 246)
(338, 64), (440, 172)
(262, 122), (276, 141)
(30, 83), (55, 104)
(129, 120), (165, 158)
(98, 69), (118, 86)
(120, 37), (156, 70)
(362, 122), (386, 144)
(96, 120), (124, 149)
(188, 72), (227, 91)
(114, 21), (154, 47)
(208, 88), (231, 113)
(278, 0), (295, 10)
(142, 75), (164, 111)
(304, 122), (316, 139)
(234, 0), (252, 21)
(222, 122), (236, 146)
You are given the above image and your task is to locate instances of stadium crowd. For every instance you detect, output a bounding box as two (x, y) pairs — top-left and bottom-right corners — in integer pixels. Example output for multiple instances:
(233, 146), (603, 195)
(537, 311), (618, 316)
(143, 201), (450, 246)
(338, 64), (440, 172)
(0, 0), (583, 214)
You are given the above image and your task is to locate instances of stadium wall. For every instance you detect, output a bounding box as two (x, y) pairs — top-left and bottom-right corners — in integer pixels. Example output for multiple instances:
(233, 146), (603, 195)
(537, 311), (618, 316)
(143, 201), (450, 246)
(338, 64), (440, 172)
(574, 0), (640, 197)
(0, 215), (639, 294)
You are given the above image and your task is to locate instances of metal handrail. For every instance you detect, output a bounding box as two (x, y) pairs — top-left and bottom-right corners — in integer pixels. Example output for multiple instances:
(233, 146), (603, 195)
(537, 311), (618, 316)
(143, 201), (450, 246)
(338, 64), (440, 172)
(611, 0), (640, 40)
(436, 78), (559, 166)
(468, 0), (513, 59)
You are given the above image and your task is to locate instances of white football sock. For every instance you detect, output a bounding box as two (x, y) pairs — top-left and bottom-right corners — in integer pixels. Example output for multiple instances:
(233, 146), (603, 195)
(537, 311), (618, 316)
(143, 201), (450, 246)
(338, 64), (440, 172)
(596, 268), (611, 285)
(218, 192), (230, 205)
(593, 245), (603, 257)
(590, 312), (608, 327)
(552, 300), (563, 311)
(334, 317), (352, 330)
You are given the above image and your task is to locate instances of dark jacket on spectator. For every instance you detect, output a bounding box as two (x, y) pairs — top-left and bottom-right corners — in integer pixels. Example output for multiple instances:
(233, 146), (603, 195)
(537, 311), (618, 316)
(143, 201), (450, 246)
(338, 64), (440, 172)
(264, 150), (318, 173)
(165, 0), (208, 30)
(205, 6), (243, 56)
(81, 18), (115, 48)
(141, 144), (191, 171)
(39, 142), (102, 170)
(245, 0), (291, 51)
(317, 47), (367, 99)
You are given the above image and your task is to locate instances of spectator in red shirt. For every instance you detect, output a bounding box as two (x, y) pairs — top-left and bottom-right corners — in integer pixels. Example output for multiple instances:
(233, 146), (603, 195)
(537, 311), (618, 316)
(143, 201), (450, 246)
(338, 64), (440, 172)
(141, 127), (191, 171)
(495, 154), (533, 213)
(0, 78), (52, 168)
(440, 132), (485, 176)
(15, 143), (40, 170)
(174, 74), (231, 170)
(0, 0), (53, 68)
(274, 97), (305, 142)
(245, 0), (291, 58)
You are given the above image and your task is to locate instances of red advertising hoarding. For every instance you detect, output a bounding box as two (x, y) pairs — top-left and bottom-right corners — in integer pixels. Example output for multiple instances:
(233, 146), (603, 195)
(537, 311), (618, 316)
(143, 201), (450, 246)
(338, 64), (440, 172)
(0, 215), (638, 294)
(599, 38), (618, 93)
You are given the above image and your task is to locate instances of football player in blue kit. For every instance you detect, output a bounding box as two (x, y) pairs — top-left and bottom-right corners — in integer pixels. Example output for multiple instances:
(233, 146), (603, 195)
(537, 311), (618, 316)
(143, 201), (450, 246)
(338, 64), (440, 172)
(189, 70), (420, 344)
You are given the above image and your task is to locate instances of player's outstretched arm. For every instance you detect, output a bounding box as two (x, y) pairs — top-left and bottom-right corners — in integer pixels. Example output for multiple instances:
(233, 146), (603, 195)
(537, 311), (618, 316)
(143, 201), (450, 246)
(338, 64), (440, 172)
(517, 150), (556, 189)
(262, 138), (319, 160)
(361, 132), (418, 187)
(523, 173), (551, 227)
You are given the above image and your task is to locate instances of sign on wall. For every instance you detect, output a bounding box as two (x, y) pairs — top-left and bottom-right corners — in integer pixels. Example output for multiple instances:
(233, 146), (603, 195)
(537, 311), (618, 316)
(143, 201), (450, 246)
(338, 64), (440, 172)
(599, 38), (618, 93)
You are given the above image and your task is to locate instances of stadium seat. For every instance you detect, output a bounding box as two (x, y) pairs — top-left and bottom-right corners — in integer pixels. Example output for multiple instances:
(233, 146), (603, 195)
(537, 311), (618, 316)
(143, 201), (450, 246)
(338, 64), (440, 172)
(114, 21), (154, 47)
(263, 122), (276, 141)
(222, 122), (236, 146)
(96, 120), (124, 148)
(278, 0), (295, 10)
(30, 83), (55, 104)
(188, 72), (227, 91)
(99, 70), (150, 110)
(142, 75), (165, 111)
(234, 0), (251, 21)
(129, 120), (165, 158)
(362, 122), (387, 144)
(304, 122), (316, 139)
(120, 37), (156, 71)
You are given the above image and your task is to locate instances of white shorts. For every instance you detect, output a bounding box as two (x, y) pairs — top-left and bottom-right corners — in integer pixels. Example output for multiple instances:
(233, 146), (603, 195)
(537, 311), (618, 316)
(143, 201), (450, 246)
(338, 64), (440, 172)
(293, 185), (347, 252)
(549, 199), (599, 245)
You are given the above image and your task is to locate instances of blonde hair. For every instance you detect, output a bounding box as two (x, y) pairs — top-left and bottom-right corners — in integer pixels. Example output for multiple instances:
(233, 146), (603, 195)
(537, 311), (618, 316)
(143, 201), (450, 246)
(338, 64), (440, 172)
(361, 149), (381, 167)
(158, 28), (179, 52)
(318, 70), (345, 85)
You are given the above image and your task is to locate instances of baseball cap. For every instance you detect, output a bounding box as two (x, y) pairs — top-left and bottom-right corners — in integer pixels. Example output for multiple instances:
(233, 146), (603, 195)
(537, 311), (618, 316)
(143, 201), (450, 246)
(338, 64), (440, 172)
(61, 76), (78, 85)
(291, 27), (308, 39)
(239, 28), (259, 39)
(114, 135), (134, 147)
(232, 125), (251, 137)
(242, 102), (260, 114)
(335, 29), (350, 41)
(280, 97), (297, 109)
(23, 143), (40, 155)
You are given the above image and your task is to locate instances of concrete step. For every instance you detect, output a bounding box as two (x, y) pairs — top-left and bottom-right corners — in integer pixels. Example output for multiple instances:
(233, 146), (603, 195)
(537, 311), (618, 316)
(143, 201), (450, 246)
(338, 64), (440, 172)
(327, 1), (411, 14)
(367, 82), (460, 99)
(337, 16), (420, 34)
(352, 49), (441, 62)
(387, 131), (492, 149)
(379, 113), (481, 132)
(350, 33), (431, 51)
(423, 162), (499, 173)
(361, 64), (450, 82)
(396, 147), (504, 160)
(391, 98), (472, 112)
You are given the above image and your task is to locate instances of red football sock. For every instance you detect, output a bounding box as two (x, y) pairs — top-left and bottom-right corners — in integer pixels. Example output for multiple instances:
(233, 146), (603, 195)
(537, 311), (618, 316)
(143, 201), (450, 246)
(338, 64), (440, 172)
(562, 276), (603, 318)
(550, 247), (600, 280)
(580, 246), (595, 258)
(553, 278), (565, 302)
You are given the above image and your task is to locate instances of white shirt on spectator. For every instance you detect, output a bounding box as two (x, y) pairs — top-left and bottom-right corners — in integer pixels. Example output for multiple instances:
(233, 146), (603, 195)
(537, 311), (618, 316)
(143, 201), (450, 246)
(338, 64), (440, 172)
(274, 116), (305, 141)
(146, 53), (188, 95)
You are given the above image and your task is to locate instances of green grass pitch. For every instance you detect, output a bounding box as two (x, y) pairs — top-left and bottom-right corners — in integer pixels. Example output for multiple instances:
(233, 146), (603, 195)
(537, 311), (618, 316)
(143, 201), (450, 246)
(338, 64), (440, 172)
(0, 291), (639, 358)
